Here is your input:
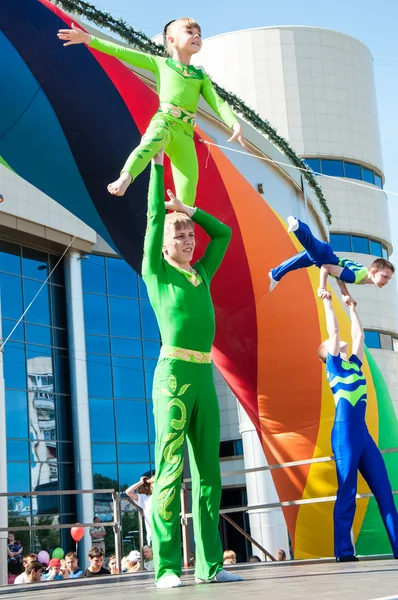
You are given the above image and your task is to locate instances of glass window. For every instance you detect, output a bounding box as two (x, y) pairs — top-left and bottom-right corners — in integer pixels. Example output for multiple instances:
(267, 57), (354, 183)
(52, 327), (68, 350)
(147, 402), (156, 443)
(92, 464), (118, 489)
(111, 337), (142, 357)
(109, 297), (141, 338)
(343, 162), (361, 180)
(83, 294), (109, 335)
(119, 464), (151, 490)
(50, 284), (67, 329)
(86, 335), (110, 354)
(112, 357), (145, 399)
(144, 360), (157, 399)
(92, 443), (117, 463)
(26, 324), (52, 347)
(364, 330), (381, 349)
(87, 355), (113, 398)
(7, 440), (29, 461)
(115, 400), (148, 443)
(89, 399), (116, 442)
(139, 278), (149, 301)
(82, 255), (106, 294)
(7, 462), (30, 492)
(0, 273), (23, 319)
(304, 158), (320, 174)
(31, 440), (58, 464)
(106, 258), (138, 298)
(53, 350), (70, 396)
(374, 174), (383, 188)
(234, 439), (244, 456)
(22, 247), (48, 281)
(0, 241), (21, 275)
(6, 390), (28, 438)
(351, 236), (369, 254)
(118, 444), (150, 463)
(382, 246), (388, 259)
(362, 167), (374, 184)
(49, 255), (65, 286)
(143, 341), (160, 359)
(329, 233), (351, 253)
(2, 319), (25, 342)
(369, 240), (382, 257)
(8, 498), (31, 517)
(379, 333), (393, 351)
(4, 342), (27, 390)
(23, 280), (50, 326)
(320, 159), (344, 177)
(141, 302), (159, 340)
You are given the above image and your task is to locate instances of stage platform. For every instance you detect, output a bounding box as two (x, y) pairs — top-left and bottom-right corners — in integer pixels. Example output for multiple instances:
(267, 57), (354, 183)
(1, 558), (397, 600)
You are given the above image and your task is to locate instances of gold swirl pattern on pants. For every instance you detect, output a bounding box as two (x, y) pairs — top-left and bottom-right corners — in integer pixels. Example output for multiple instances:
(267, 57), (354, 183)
(160, 345), (212, 364)
(157, 375), (190, 520)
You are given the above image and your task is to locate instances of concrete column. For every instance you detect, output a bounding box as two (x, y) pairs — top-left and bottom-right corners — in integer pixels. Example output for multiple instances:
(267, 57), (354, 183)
(238, 404), (290, 560)
(0, 307), (9, 585)
(64, 250), (93, 560)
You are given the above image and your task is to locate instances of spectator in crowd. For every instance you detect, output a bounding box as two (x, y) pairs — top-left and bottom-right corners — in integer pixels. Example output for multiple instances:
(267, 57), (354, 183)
(107, 555), (119, 575)
(223, 550), (237, 565)
(125, 475), (154, 545)
(65, 551), (83, 578)
(45, 558), (64, 581)
(14, 553), (46, 584)
(143, 545), (154, 572)
(121, 556), (129, 573)
(7, 533), (23, 576)
(275, 549), (286, 561)
(248, 555), (261, 563)
(89, 516), (107, 554)
(126, 550), (142, 573)
(25, 561), (44, 583)
(82, 547), (110, 577)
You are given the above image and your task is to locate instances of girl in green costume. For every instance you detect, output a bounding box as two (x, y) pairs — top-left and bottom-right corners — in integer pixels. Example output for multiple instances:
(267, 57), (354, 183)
(58, 18), (247, 205)
(141, 149), (242, 588)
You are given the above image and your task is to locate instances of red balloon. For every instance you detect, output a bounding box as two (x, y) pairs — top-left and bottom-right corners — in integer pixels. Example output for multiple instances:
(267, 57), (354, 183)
(71, 526), (84, 542)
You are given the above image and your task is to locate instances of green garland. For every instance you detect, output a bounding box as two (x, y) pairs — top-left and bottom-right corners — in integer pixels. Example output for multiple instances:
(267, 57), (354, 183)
(54, 0), (331, 223)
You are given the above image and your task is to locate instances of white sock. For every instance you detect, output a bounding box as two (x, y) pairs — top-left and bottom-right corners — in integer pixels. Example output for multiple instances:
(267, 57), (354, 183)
(287, 216), (299, 233)
(156, 574), (182, 589)
(268, 271), (279, 292)
(196, 570), (243, 584)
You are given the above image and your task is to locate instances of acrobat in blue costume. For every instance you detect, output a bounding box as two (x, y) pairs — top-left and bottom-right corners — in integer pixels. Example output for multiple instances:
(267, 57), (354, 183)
(321, 298), (398, 561)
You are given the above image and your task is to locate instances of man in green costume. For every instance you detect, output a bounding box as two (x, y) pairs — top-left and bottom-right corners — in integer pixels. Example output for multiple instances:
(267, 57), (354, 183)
(57, 18), (246, 203)
(142, 149), (242, 588)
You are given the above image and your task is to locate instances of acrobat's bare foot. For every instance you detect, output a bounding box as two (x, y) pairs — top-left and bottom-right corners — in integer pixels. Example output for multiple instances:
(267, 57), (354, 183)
(107, 172), (132, 196)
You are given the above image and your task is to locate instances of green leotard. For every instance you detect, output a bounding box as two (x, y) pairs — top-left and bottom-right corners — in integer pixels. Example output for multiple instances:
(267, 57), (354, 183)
(142, 163), (231, 582)
(89, 37), (238, 205)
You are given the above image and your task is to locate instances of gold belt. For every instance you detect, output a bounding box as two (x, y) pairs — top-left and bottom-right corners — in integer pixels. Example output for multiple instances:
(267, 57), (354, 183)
(160, 345), (212, 364)
(158, 102), (196, 126)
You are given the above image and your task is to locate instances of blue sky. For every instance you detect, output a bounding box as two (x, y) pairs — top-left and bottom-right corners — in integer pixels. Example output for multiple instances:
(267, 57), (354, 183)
(91, 0), (398, 257)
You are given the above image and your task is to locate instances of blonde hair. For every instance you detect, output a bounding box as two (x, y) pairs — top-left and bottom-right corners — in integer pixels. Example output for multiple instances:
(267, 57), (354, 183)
(164, 212), (194, 237)
(165, 18), (201, 56)
(223, 549), (237, 564)
(317, 340), (329, 364)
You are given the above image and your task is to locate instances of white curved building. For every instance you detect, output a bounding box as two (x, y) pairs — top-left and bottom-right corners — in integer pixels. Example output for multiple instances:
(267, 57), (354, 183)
(193, 26), (398, 415)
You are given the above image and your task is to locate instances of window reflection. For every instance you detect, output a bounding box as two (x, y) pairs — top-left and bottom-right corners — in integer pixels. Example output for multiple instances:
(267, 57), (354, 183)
(92, 464), (118, 488)
(7, 462), (30, 492)
(2, 319), (25, 342)
(87, 355), (113, 397)
(0, 273), (23, 319)
(83, 294), (109, 335)
(141, 302), (160, 340)
(343, 162), (361, 180)
(330, 234), (388, 258)
(321, 159), (343, 177)
(6, 390), (29, 438)
(92, 443), (117, 463)
(302, 157), (383, 188)
(111, 337), (142, 357)
(364, 330), (381, 349)
(112, 356), (145, 399)
(0, 241), (21, 275)
(7, 440), (29, 461)
(139, 278), (149, 301)
(362, 167), (374, 184)
(369, 240), (382, 257)
(89, 399), (116, 442)
(82, 255), (106, 294)
(4, 342), (27, 390)
(143, 341), (160, 359)
(119, 463), (151, 490)
(106, 258), (138, 298)
(22, 247), (48, 281)
(86, 335), (110, 354)
(26, 324), (52, 346)
(118, 444), (150, 463)
(109, 297), (141, 338)
(115, 400), (148, 443)
(351, 236), (369, 254)
(24, 280), (51, 326)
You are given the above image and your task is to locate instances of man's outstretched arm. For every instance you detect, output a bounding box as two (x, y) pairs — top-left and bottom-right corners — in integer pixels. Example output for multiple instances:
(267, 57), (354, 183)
(323, 296), (340, 356)
(349, 303), (364, 362)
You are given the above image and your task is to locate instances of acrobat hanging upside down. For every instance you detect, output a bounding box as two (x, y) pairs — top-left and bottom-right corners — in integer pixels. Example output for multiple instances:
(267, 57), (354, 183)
(58, 18), (247, 204)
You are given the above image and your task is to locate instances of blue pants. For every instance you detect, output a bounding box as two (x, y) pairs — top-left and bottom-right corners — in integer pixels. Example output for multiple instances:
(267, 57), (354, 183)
(332, 422), (398, 558)
(271, 220), (338, 281)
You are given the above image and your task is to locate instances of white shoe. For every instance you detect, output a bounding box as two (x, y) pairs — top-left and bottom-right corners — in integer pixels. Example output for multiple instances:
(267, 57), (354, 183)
(287, 216), (299, 233)
(156, 574), (182, 589)
(268, 271), (279, 292)
(195, 570), (243, 584)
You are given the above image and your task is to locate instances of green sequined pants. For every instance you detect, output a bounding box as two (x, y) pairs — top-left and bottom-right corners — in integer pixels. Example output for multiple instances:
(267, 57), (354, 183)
(151, 357), (223, 582)
(122, 112), (198, 206)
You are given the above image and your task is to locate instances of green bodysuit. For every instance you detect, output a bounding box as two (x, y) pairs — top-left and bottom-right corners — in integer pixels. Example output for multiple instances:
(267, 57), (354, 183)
(89, 37), (238, 206)
(142, 163), (231, 582)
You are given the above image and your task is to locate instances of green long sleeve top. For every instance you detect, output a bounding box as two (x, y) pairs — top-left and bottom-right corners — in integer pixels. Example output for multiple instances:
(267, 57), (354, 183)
(89, 37), (238, 129)
(142, 164), (232, 352)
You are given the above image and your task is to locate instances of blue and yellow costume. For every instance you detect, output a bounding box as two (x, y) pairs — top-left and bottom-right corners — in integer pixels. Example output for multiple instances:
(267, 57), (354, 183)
(326, 352), (398, 559)
(271, 220), (368, 284)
